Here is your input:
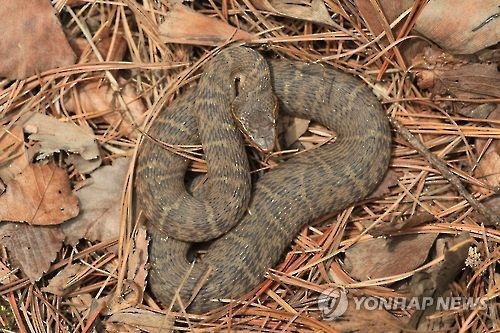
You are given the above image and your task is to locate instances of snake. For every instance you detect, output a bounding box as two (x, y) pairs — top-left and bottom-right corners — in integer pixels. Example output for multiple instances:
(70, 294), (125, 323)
(135, 46), (392, 313)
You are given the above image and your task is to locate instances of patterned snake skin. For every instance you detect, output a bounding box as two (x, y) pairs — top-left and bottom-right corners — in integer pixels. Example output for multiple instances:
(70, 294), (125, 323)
(135, 46), (391, 313)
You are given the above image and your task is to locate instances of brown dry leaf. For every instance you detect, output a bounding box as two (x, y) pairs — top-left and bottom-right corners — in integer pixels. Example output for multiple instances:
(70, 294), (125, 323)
(369, 212), (436, 237)
(68, 294), (93, 315)
(283, 117), (310, 147)
(367, 169), (399, 199)
(41, 263), (85, 296)
(127, 226), (148, 295)
(407, 234), (473, 330)
(65, 79), (146, 139)
(104, 226), (148, 315)
(0, 0), (75, 79)
(355, 0), (427, 64)
(0, 164), (79, 225)
(159, 4), (253, 46)
(104, 280), (143, 315)
(355, 0), (413, 36)
(483, 196), (500, 219)
(65, 154), (103, 175)
(474, 141), (500, 195)
(0, 260), (18, 285)
(343, 233), (438, 281)
(327, 297), (404, 332)
(62, 158), (130, 245)
(106, 308), (174, 333)
(19, 111), (100, 162)
(71, 32), (127, 62)
(414, 0), (499, 54)
(415, 60), (500, 116)
(252, 0), (335, 26)
(0, 126), (29, 183)
(0, 223), (64, 281)
(427, 64), (500, 99)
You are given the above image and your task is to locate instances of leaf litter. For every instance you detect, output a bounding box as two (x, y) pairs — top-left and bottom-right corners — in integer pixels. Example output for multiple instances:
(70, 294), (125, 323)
(62, 157), (131, 245)
(0, 0), (499, 332)
(0, 164), (79, 225)
(0, 0), (75, 79)
(20, 111), (100, 162)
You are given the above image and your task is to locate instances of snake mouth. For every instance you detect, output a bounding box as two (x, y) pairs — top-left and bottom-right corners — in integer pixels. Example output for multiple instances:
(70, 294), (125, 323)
(252, 135), (276, 153)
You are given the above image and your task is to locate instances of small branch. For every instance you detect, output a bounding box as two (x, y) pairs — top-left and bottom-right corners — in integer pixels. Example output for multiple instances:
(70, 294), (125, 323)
(389, 117), (499, 226)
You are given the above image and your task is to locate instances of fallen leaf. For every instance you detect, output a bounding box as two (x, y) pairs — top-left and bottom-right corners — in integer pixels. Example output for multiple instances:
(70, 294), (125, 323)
(65, 154), (103, 174)
(103, 226), (148, 315)
(367, 169), (399, 199)
(414, 52), (500, 117)
(369, 212), (436, 237)
(0, 164), (79, 225)
(283, 117), (310, 147)
(326, 296), (403, 333)
(0, 0), (75, 79)
(355, 0), (427, 64)
(474, 140), (500, 195)
(0, 260), (18, 285)
(407, 234), (473, 330)
(252, 0), (335, 26)
(19, 111), (100, 162)
(71, 32), (127, 63)
(106, 308), (174, 333)
(426, 64), (500, 99)
(64, 79), (146, 139)
(343, 233), (438, 281)
(104, 280), (142, 315)
(0, 223), (64, 282)
(414, 0), (499, 54)
(68, 294), (93, 315)
(41, 263), (84, 296)
(0, 126), (29, 182)
(355, 0), (413, 38)
(457, 103), (498, 119)
(127, 226), (148, 293)
(159, 4), (253, 46)
(62, 158), (130, 245)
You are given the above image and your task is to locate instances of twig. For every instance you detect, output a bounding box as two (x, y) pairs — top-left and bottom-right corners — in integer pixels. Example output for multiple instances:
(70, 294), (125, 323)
(390, 117), (499, 226)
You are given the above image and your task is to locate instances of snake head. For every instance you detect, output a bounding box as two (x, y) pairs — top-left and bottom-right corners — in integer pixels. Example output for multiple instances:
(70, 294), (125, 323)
(231, 78), (278, 153)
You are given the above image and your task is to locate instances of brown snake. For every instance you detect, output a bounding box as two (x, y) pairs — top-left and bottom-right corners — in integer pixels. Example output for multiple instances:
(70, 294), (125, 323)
(135, 46), (391, 313)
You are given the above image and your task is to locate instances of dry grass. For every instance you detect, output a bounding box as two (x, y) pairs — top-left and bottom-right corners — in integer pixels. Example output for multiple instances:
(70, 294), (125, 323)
(1, 0), (499, 332)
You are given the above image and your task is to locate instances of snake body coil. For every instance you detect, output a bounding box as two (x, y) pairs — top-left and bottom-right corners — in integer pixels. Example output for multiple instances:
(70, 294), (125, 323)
(136, 47), (391, 313)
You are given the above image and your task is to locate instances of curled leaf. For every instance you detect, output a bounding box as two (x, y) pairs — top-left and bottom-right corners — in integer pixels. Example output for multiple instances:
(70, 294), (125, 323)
(20, 111), (100, 162)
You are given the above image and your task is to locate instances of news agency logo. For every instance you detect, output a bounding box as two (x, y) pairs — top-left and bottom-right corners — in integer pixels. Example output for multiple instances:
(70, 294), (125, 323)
(317, 288), (487, 321)
(317, 288), (348, 320)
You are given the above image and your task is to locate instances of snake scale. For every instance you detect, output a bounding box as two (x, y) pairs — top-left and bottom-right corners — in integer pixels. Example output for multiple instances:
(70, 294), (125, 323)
(135, 46), (391, 313)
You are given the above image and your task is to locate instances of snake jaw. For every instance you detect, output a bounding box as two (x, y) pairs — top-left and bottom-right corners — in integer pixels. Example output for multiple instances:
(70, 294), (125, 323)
(232, 89), (278, 153)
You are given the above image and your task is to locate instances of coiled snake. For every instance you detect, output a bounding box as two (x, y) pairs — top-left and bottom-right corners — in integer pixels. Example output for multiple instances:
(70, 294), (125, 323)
(135, 46), (391, 313)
